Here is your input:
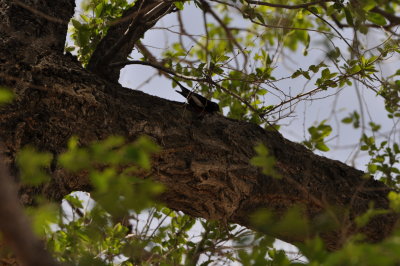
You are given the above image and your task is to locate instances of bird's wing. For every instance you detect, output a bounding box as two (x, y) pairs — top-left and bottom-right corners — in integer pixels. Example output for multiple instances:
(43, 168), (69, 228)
(171, 77), (190, 93)
(190, 94), (205, 107)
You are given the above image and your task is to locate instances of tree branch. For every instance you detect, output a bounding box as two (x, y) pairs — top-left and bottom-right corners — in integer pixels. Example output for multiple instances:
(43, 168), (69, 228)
(244, 0), (333, 9)
(87, 0), (175, 82)
(110, 60), (207, 81)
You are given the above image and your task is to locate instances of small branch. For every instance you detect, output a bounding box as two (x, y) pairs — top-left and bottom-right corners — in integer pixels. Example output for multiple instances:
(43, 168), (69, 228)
(202, 4), (210, 66)
(100, 0), (175, 67)
(135, 42), (159, 63)
(247, 16), (334, 35)
(99, 0), (147, 68)
(110, 60), (208, 82)
(244, 0), (333, 9)
(87, 0), (175, 82)
(201, 0), (246, 69)
(306, 8), (353, 52)
(177, 11), (205, 49)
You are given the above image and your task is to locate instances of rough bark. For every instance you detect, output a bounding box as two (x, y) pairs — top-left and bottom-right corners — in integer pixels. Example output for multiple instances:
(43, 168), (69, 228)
(87, 0), (175, 82)
(0, 0), (398, 252)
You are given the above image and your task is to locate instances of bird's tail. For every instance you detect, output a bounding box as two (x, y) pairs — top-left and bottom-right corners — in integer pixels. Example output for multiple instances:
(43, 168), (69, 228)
(175, 89), (187, 98)
(171, 77), (191, 97)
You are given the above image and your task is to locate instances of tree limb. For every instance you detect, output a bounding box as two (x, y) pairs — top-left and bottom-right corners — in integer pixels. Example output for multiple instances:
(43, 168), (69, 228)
(87, 0), (175, 82)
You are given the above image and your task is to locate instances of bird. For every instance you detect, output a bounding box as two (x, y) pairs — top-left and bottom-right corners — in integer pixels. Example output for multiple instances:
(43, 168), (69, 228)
(171, 77), (220, 114)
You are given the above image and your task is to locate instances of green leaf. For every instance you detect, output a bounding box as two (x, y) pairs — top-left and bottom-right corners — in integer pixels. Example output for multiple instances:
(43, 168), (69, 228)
(64, 194), (84, 209)
(355, 207), (388, 227)
(316, 142), (330, 152)
(368, 163), (378, 173)
(303, 71), (311, 80)
(255, 12), (265, 24)
(80, 14), (90, 23)
(348, 64), (361, 75)
(389, 191), (400, 211)
(174, 1), (184, 10)
(59, 138), (91, 172)
(308, 7), (319, 14)
(362, 0), (377, 11)
(28, 204), (58, 236)
(309, 65), (319, 73)
(250, 144), (281, 178)
(366, 12), (387, 26)
(344, 8), (354, 26)
(258, 89), (268, 96)
(341, 117), (353, 124)
(0, 87), (14, 104)
(17, 146), (52, 185)
(321, 68), (330, 79)
(94, 2), (104, 17)
(90, 168), (115, 193)
(71, 19), (81, 29)
(291, 70), (302, 78)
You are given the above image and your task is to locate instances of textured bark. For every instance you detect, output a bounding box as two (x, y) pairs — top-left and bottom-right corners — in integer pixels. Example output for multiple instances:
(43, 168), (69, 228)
(0, 0), (398, 252)
(87, 0), (175, 82)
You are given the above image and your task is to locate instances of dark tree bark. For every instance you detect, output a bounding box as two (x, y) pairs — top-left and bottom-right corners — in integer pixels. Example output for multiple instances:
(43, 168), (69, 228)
(0, 0), (398, 252)
(87, 0), (175, 82)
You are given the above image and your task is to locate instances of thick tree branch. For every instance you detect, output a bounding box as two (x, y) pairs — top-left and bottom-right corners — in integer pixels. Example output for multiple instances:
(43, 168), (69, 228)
(87, 0), (175, 83)
(7, 0), (74, 51)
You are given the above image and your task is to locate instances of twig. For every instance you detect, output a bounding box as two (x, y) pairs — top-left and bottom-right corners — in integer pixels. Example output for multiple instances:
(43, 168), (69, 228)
(110, 60), (208, 81)
(244, 0), (333, 9)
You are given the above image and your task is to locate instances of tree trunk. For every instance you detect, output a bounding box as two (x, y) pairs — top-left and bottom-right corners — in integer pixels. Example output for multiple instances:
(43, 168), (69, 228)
(0, 0), (397, 251)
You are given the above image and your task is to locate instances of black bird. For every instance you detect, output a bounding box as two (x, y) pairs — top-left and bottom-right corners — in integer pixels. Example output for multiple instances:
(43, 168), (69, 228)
(172, 77), (220, 114)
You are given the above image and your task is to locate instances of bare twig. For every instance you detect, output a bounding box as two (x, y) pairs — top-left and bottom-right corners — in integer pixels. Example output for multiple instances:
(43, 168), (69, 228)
(110, 60), (207, 81)
(201, 0), (246, 69)
(244, 0), (333, 9)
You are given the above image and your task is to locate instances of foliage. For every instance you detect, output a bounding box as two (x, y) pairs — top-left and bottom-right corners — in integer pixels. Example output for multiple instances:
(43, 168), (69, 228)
(303, 120), (332, 152)
(67, 0), (132, 65)
(17, 131), (400, 265)
(0, 86), (14, 104)
(250, 143), (281, 178)
(18, 136), (278, 265)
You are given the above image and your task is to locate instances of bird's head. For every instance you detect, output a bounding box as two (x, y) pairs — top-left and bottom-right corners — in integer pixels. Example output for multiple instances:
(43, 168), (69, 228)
(208, 101), (220, 113)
